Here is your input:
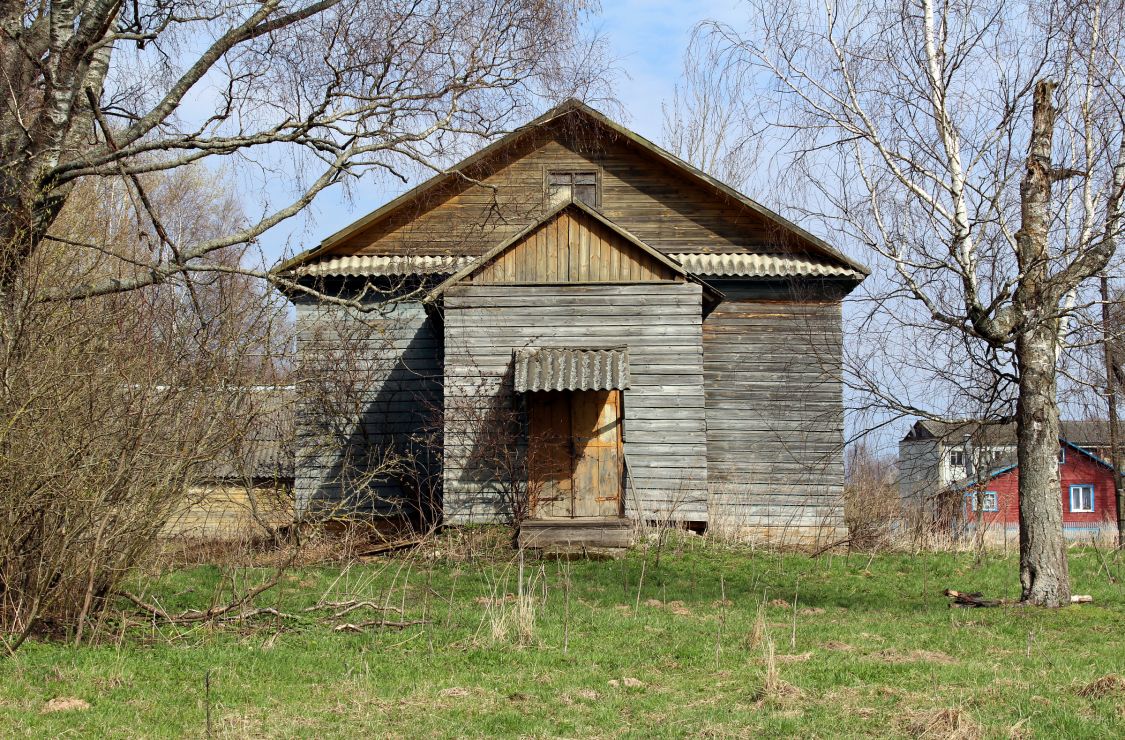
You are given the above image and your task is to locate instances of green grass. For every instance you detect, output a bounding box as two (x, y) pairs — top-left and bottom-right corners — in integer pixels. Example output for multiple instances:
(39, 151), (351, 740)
(2, 534), (1125, 738)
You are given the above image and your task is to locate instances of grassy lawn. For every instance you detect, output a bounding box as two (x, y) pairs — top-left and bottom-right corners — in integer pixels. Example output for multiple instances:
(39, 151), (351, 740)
(2, 533), (1124, 738)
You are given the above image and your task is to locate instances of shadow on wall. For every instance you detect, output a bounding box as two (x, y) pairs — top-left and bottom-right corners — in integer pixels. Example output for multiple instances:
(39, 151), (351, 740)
(302, 312), (444, 529)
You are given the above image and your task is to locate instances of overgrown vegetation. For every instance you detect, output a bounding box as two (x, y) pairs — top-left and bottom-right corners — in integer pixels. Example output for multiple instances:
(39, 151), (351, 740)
(2, 533), (1123, 737)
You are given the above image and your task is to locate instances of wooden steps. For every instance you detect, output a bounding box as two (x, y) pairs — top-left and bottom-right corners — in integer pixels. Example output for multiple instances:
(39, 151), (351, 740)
(518, 517), (633, 549)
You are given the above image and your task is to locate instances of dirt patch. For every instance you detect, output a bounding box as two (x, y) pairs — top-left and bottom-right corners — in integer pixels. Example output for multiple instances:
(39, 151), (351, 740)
(822, 641), (854, 652)
(798, 607), (825, 615)
(607, 677), (644, 689)
(875, 648), (956, 665)
(574, 688), (600, 701)
(902, 708), (981, 739)
(774, 652), (813, 663)
(643, 598), (663, 607)
(438, 687), (470, 698)
(666, 600), (693, 617)
(768, 599), (790, 609)
(42, 697), (90, 713)
(1077, 674), (1125, 699)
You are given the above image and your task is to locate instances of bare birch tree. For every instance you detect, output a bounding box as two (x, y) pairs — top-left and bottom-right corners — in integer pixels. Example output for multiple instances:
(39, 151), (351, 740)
(695, 0), (1125, 605)
(0, 0), (608, 307)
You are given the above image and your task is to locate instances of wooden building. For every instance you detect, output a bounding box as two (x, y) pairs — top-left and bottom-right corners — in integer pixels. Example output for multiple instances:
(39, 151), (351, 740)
(957, 440), (1119, 544)
(279, 100), (867, 545)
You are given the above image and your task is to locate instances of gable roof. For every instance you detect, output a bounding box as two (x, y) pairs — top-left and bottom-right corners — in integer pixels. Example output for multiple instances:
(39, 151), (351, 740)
(903, 419), (1112, 450)
(424, 198), (723, 306)
(275, 99), (869, 277)
(953, 437), (1115, 491)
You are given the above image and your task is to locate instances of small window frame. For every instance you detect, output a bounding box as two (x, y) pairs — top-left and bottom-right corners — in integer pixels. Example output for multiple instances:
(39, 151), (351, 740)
(1069, 484), (1095, 513)
(1058, 445), (1066, 465)
(966, 490), (999, 513)
(949, 449), (965, 468)
(545, 168), (601, 208)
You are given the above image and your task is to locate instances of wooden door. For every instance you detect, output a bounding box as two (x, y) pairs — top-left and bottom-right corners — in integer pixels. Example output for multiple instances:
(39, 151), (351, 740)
(527, 392), (573, 518)
(527, 390), (623, 519)
(571, 390), (624, 517)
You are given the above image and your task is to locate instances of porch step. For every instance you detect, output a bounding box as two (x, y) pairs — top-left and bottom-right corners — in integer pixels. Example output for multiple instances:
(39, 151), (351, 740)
(518, 518), (633, 550)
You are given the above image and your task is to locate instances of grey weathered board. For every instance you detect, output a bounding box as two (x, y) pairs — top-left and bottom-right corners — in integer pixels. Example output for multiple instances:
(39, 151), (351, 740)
(293, 291), (443, 519)
(702, 281), (845, 531)
(442, 282), (708, 524)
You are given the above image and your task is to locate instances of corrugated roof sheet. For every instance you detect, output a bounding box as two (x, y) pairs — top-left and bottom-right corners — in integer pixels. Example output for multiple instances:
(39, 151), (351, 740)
(293, 252), (861, 280)
(295, 254), (474, 276)
(514, 347), (629, 392)
(668, 253), (864, 279)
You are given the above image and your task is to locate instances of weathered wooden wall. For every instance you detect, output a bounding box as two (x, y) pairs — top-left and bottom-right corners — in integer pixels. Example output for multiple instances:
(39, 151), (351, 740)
(162, 484), (293, 541)
(328, 125), (809, 258)
(442, 283), (708, 523)
(702, 281), (845, 541)
(294, 283), (443, 520)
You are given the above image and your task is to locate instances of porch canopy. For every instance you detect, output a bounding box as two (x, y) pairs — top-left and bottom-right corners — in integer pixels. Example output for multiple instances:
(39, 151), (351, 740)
(513, 346), (630, 393)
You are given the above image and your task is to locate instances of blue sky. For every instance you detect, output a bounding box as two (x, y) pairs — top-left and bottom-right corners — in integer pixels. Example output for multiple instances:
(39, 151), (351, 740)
(254, 0), (749, 265)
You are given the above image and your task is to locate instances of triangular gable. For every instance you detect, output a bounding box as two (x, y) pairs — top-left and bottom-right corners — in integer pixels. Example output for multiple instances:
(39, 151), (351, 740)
(426, 199), (721, 304)
(275, 100), (869, 277)
(954, 437), (1115, 492)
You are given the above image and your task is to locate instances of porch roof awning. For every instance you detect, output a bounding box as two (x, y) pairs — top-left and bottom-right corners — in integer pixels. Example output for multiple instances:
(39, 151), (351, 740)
(514, 346), (630, 393)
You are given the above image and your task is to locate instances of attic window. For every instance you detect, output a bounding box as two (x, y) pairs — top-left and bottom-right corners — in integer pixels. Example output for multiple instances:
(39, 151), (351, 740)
(548, 171), (598, 206)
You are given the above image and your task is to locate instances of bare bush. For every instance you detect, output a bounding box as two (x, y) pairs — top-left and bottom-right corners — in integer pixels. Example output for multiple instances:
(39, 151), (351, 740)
(843, 444), (901, 550)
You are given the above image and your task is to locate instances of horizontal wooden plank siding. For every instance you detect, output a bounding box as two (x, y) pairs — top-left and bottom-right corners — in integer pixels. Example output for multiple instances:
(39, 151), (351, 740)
(163, 484), (294, 541)
(443, 283), (708, 523)
(703, 281), (845, 539)
(294, 288), (443, 520)
(329, 130), (811, 258)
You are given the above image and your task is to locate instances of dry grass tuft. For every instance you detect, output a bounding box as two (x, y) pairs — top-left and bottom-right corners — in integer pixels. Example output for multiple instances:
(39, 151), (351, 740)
(875, 648), (957, 665)
(1077, 674), (1125, 699)
(903, 708), (981, 739)
(41, 698), (90, 713)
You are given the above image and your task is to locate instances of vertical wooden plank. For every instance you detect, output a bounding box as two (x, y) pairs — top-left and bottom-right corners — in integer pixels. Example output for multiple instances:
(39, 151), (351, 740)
(569, 213), (581, 280)
(556, 213), (568, 281)
(578, 218), (591, 282)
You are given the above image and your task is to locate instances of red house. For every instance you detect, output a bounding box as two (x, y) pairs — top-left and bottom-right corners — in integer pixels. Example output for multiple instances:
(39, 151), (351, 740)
(960, 440), (1119, 542)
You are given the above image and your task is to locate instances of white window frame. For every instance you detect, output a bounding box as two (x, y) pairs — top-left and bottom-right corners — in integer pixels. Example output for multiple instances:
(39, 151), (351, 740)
(967, 490), (999, 513)
(1069, 484), (1095, 513)
(949, 449), (965, 467)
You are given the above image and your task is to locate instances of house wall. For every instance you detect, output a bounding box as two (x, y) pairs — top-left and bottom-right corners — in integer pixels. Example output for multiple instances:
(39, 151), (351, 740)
(965, 448), (1118, 539)
(329, 127), (814, 258)
(442, 282), (708, 523)
(898, 438), (942, 511)
(293, 283), (443, 520)
(701, 281), (845, 541)
(163, 483), (294, 541)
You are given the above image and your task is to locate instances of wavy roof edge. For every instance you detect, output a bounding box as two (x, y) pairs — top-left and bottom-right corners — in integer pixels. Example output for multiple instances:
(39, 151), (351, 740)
(294, 252), (863, 280)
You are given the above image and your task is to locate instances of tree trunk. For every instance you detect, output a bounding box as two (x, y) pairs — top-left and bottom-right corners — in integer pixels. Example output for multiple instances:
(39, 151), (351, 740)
(1013, 80), (1071, 607)
(1015, 323), (1070, 606)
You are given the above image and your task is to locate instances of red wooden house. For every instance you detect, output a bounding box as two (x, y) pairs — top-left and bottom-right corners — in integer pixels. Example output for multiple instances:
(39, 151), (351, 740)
(960, 440), (1118, 542)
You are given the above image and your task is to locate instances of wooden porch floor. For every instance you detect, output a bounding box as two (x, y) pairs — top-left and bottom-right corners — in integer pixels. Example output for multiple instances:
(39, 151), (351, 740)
(518, 517), (632, 549)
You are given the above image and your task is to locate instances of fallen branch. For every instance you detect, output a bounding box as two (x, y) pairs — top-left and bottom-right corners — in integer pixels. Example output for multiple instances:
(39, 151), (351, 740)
(944, 589), (1093, 608)
(355, 539), (423, 558)
(334, 619), (428, 632)
(303, 600), (403, 618)
(809, 537), (852, 558)
(118, 567), (286, 624)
